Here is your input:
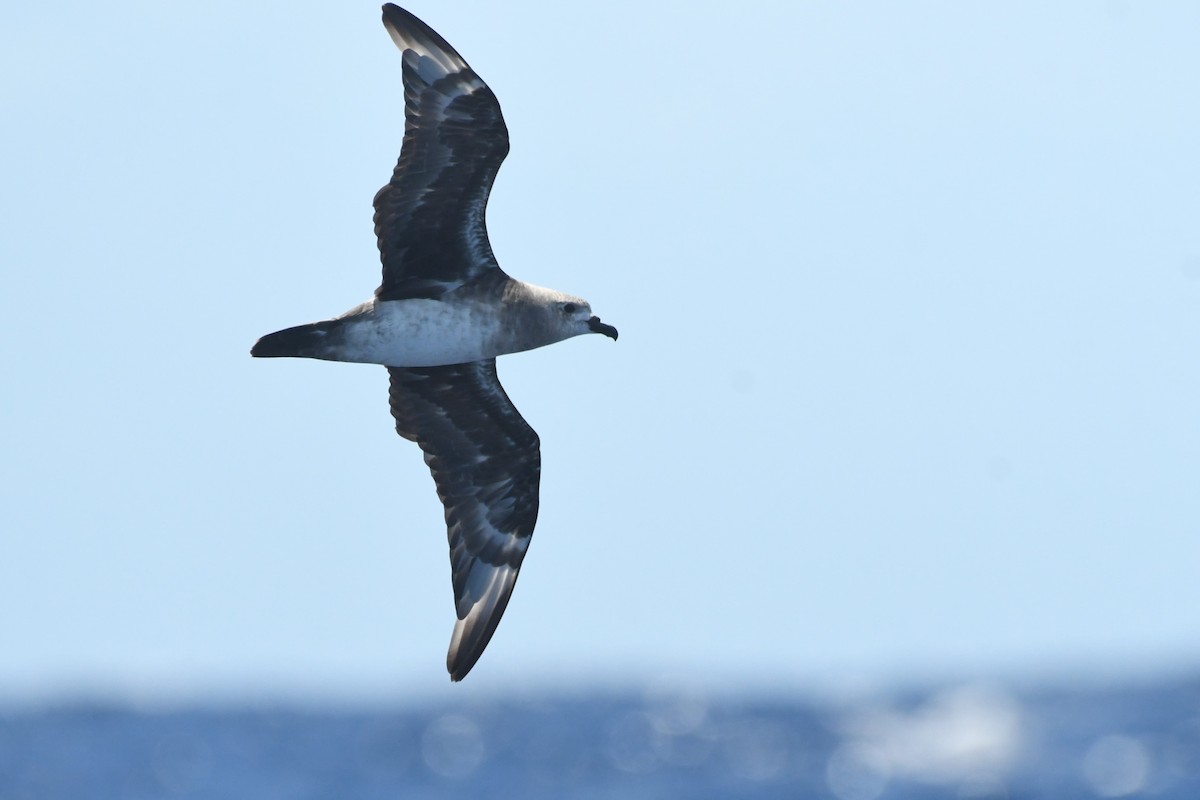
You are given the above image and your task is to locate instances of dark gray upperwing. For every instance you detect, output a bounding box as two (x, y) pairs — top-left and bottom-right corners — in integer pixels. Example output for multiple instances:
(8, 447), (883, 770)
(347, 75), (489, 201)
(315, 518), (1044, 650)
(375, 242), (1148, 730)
(387, 360), (540, 681)
(374, 5), (510, 301)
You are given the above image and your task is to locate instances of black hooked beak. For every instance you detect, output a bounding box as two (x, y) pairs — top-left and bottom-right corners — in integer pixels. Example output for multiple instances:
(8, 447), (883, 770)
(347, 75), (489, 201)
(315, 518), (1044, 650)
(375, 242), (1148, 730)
(587, 316), (619, 340)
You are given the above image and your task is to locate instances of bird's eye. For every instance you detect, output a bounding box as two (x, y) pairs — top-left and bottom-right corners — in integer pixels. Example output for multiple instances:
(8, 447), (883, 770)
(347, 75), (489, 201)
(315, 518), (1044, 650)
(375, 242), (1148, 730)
(563, 302), (578, 314)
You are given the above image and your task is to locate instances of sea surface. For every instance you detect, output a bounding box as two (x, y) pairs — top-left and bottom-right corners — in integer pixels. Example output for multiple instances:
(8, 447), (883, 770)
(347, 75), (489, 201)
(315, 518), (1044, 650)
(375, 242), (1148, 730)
(2, 674), (1198, 799)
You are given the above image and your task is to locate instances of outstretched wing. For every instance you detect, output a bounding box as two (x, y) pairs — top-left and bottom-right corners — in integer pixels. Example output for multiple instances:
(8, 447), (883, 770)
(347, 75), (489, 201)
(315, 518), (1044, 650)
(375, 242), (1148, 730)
(374, 4), (510, 301)
(387, 361), (540, 681)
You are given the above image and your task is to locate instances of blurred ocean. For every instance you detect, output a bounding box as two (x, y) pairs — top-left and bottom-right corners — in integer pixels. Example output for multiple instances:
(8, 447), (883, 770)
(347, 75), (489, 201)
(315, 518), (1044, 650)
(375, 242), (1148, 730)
(2, 674), (1198, 799)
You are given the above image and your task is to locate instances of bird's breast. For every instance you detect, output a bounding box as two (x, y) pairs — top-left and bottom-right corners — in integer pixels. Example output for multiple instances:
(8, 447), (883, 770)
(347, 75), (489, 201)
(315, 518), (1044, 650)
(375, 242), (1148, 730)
(334, 298), (504, 367)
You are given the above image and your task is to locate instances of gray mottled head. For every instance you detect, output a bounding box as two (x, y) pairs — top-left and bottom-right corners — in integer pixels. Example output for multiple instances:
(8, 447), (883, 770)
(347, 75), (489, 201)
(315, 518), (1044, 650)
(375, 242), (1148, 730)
(555, 297), (619, 341)
(514, 284), (618, 350)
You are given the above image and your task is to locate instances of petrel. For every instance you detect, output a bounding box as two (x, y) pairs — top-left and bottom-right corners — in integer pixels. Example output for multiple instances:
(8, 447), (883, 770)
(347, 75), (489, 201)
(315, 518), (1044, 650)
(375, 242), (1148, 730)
(251, 4), (618, 681)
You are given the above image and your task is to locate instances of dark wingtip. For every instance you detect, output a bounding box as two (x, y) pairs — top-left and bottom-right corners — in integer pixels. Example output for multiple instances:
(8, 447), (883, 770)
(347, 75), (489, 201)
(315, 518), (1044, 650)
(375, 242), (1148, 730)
(444, 567), (521, 683)
(445, 626), (493, 683)
(448, 653), (471, 682)
(447, 654), (476, 683)
(381, 4), (414, 41)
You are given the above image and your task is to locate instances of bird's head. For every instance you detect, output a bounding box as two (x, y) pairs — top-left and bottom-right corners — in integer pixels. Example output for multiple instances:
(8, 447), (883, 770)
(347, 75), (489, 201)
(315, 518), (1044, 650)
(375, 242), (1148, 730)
(555, 298), (618, 341)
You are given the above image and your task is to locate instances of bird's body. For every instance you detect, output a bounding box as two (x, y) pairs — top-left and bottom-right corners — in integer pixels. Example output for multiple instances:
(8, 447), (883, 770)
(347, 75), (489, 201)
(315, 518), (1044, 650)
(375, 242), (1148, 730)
(252, 4), (616, 681)
(253, 279), (595, 368)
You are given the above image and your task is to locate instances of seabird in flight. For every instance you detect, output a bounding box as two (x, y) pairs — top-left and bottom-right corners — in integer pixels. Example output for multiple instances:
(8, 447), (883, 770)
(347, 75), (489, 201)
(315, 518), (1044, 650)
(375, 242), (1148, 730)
(251, 4), (618, 681)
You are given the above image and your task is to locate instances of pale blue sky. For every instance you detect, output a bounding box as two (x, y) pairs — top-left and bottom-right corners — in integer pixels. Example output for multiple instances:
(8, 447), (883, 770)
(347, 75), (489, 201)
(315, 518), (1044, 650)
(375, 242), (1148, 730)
(2, 0), (1198, 703)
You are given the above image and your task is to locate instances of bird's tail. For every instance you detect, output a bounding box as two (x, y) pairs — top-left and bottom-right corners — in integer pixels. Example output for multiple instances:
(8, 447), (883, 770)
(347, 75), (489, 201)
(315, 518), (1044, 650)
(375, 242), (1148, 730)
(250, 320), (339, 359)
